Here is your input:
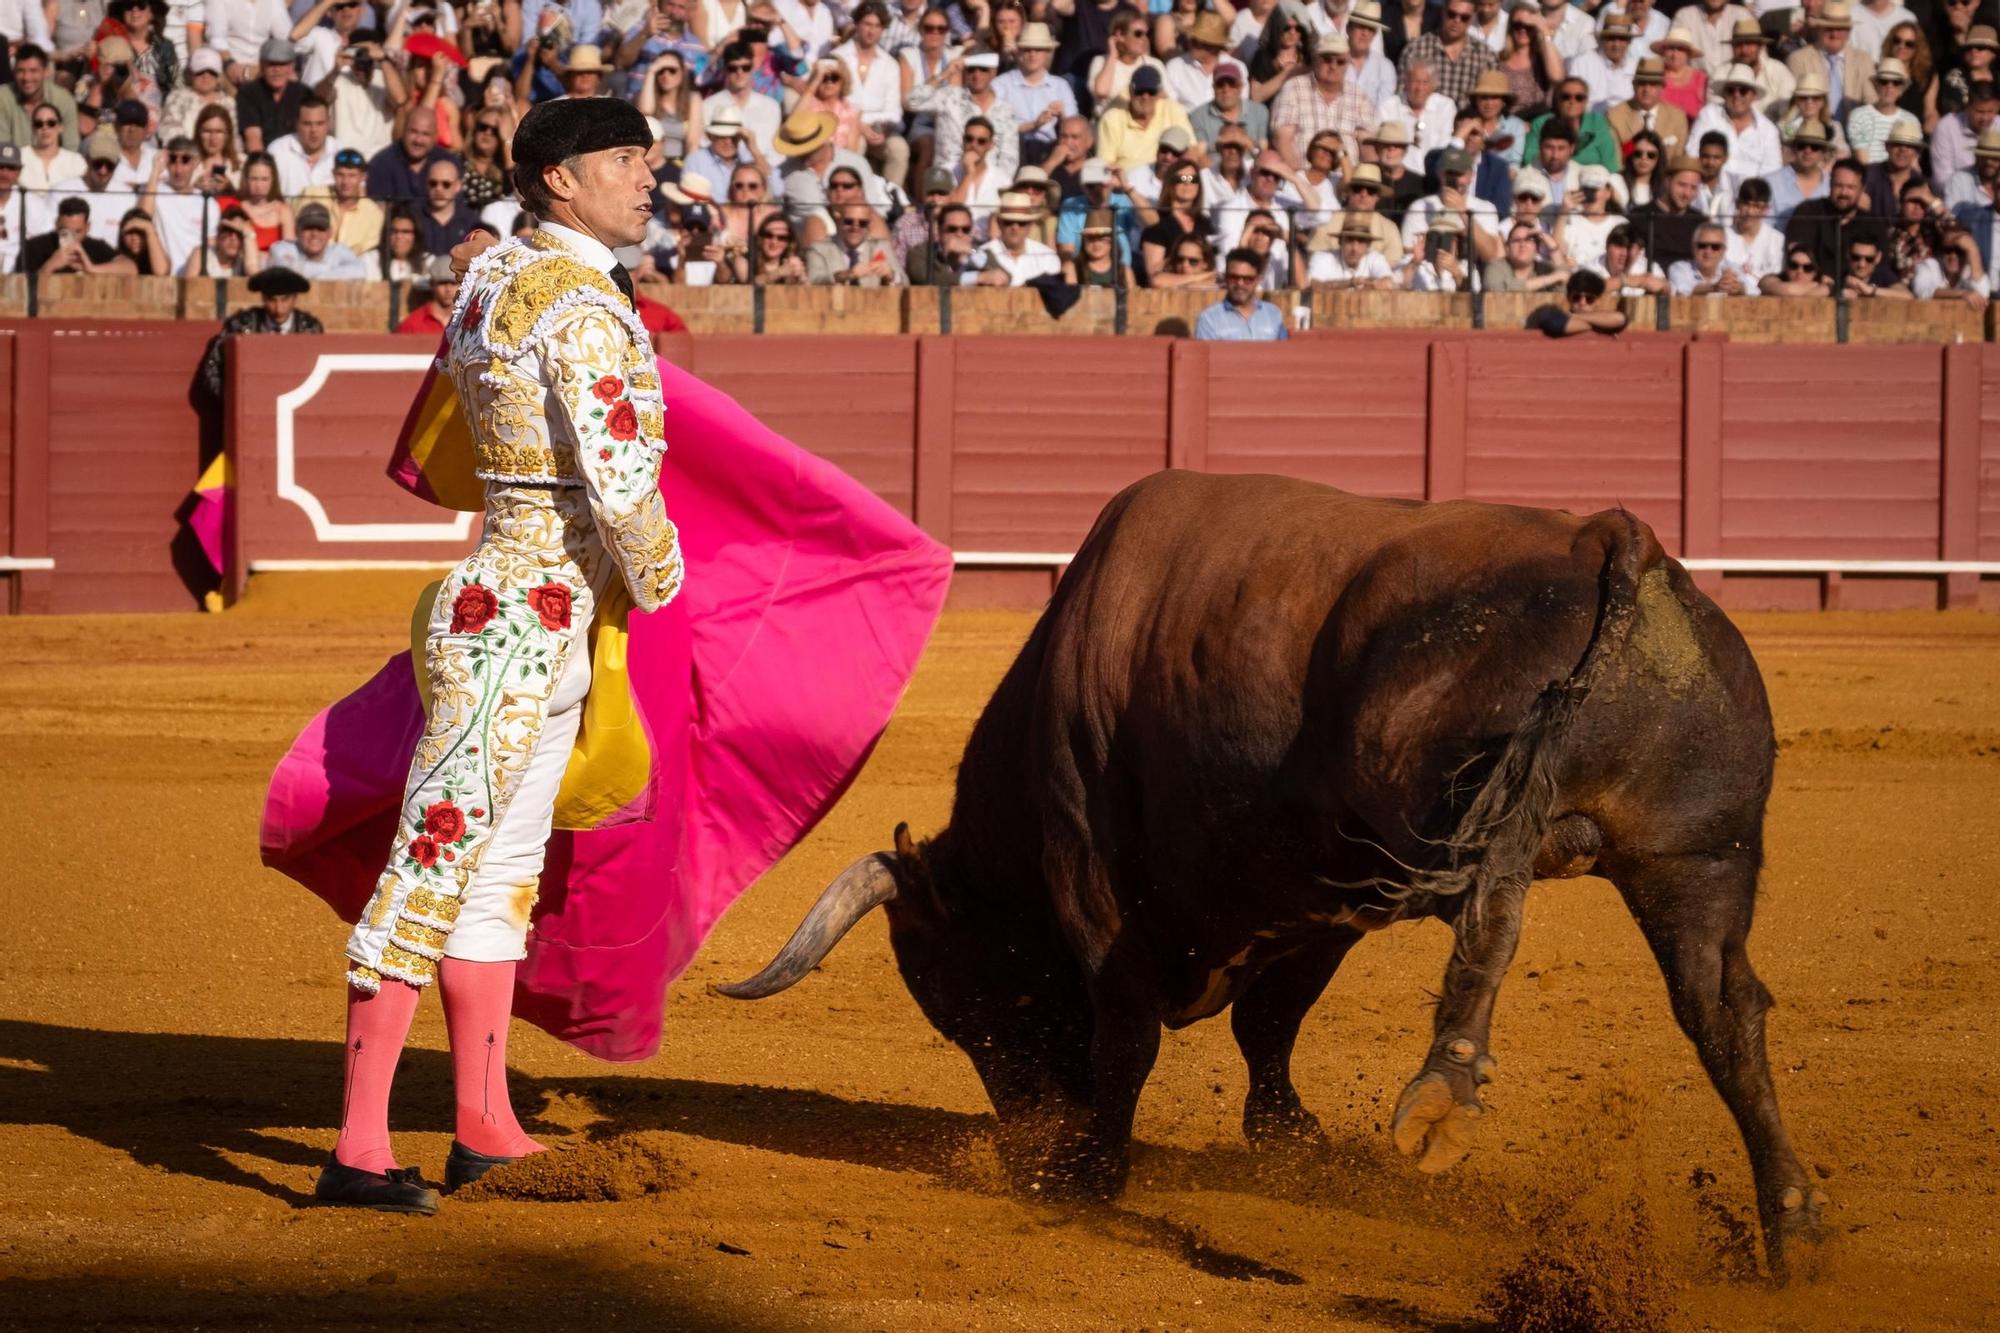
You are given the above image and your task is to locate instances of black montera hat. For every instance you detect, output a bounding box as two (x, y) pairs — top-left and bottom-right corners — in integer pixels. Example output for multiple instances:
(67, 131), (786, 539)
(249, 267), (311, 296)
(512, 97), (653, 180)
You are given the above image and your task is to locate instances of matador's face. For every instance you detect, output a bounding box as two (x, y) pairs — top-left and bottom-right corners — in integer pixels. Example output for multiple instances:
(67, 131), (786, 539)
(560, 145), (657, 249)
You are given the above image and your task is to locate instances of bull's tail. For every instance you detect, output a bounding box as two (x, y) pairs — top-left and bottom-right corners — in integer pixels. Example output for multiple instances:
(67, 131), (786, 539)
(1397, 509), (1653, 914)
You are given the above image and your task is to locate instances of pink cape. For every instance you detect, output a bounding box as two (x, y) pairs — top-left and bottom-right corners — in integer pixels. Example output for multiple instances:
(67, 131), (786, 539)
(260, 360), (953, 1061)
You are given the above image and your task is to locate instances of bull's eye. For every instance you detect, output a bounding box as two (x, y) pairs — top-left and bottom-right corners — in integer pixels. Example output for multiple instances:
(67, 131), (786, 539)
(1015, 994), (1034, 1007)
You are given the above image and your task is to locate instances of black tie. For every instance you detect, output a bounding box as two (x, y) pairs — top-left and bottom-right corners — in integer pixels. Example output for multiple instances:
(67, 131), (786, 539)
(609, 263), (636, 309)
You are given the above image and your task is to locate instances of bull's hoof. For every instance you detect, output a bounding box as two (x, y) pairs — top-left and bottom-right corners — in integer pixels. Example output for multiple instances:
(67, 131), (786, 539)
(1390, 1071), (1485, 1174)
(1243, 1089), (1330, 1155)
(1765, 1183), (1834, 1285)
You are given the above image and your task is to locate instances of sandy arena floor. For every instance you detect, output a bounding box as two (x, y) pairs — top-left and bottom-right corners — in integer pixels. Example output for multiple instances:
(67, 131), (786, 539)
(2, 575), (1997, 1330)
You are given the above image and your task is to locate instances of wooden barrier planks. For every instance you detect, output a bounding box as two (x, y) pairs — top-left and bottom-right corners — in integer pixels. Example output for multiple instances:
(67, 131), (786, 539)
(1199, 338), (1428, 498)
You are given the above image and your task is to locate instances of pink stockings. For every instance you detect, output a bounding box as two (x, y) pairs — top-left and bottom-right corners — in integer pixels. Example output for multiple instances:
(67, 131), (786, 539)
(333, 959), (543, 1173)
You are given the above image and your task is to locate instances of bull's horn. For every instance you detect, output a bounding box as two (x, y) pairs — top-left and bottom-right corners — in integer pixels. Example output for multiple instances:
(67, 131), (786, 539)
(709, 853), (899, 999)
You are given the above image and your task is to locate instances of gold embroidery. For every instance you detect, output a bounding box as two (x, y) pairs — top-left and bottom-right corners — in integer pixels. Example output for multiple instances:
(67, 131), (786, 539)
(394, 920), (451, 955)
(379, 943), (438, 985)
(407, 886), (463, 923)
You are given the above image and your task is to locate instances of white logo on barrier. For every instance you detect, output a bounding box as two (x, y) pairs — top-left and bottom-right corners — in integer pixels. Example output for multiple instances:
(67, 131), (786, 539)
(275, 353), (478, 544)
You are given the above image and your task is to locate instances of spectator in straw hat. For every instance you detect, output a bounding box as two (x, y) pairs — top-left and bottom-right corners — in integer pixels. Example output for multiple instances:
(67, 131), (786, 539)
(1932, 80), (1997, 193)
(1308, 213), (1397, 285)
(1467, 67), (1529, 164)
(1339, 2), (1398, 105)
(1777, 70), (1850, 156)
(1188, 61), (1269, 153)
(395, 254), (462, 334)
(1570, 11), (1641, 111)
(1360, 119), (1425, 218)
(1063, 206), (1128, 285)
(1864, 118), (1923, 214)
(1910, 209), (1990, 306)
(1849, 0), (1913, 64)
(1606, 0), (1669, 57)
(1306, 159), (1405, 260)
(1934, 26), (1998, 123)
(1785, 1), (1873, 118)
(1008, 162), (1062, 246)
(1646, 27), (1705, 118)
(268, 199), (369, 277)
(1944, 128), (2000, 268)
(1691, 62), (1781, 180)
(1670, 0), (1754, 74)
(1846, 58), (1919, 163)
(972, 188), (1061, 283)
(1161, 12), (1235, 114)
(1403, 207), (1469, 289)
(1718, 18), (1793, 116)
(1765, 119), (1832, 223)
(1608, 58), (1689, 156)
(994, 22), (1078, 161)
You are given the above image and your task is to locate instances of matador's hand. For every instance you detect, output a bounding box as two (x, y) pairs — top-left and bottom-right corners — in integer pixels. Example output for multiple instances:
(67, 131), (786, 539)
(450, 229), (501, 279)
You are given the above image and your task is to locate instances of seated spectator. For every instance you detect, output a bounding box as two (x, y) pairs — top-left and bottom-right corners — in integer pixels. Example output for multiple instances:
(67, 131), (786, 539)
(1056, 158), (1139, 262)
(908, 47), (1020, 182)
(1305, 162), (1405, 264)
(113, 209), (170, 274)
(191, 105), (244, 193)
(1693, 130), (1734, 219)
(1379, 58), (1454, 161)
(948, 114), (1007, 239)
(1668, 220), (1756, 294)
(1217, 148), (1321, 251)
(683, 105), (756, 200)
(292, 0), (375, 87)
(1727, 175), (1786, 279)
(1526, 125), (1576, 211)
(1200, 124), (1255, 210)
(734, 213), (811, 284)
(1560, 163), (1624, 273)
(1405, 209), (1470, 290)
(38, 131), (139, 246)
(1689, 63), (1780, 184)
(1487, 218), (1571, 291)
(972, 190), (1061, 283)
(1910, 218), (1989, 307)
(1505, 166), (1560, 250)
(806, 203), (906, 284)
(1846, 58), (1919, 165)
(1099, 67), (1195, 170)
(1764, 120), (1831, 226)
(269, 201), (370, 278)
(832, 3), (911, 189)
(1570, 13), (1639, 111)
(1931, 82), (1997, 192)
(1620, 128), (1667, 206)
(106, 100), (158, 192)
(634, 51), (705, 174)
(236, 151), (296, 251)
(395, 255), (461, 334)
(1294, 129), (1349, 232)
(0, 45), (81, 155)
(1272, 34), (1377, 168)
(1467, 67), (1531, 164)
(268, 94), (344, 199)
(892, 167), (956, 263)
(20, 95), (86, 192)
(903, 201), (979, 285)
(1839, 232), (1912, 297)
(1606, 58), (1688, 159)
(1188, 61), (1269, 154)
(1247, 6), (1311, 106)
(238, 39), (306, 155)
(417, 157), (483, 253)
(1090, 8), (1169, 112)
(297, 147), (386, 257)
(365, 114), (454, 209)
(16, 197), (127, 273)
(1886, 177), (1941, 279)
(1361, 120), (1425, 221)
(1160, 14), (1239, 122)
(1523, 78), (1620, 170)
(1627, 152), (1706, 266)
(0, 145), (19, 272)
(1527, 268), (1632, 335)
(1063, 208), (1129, 285)
(1041, 114), (1098, 199)
(1194, 245), (1291, 340)
(376, 204), (429, 281)
(1308, 217), (1396, 288)
(1592, 221), (1669, 295)
(1235, 205), (1293, 286)
(1776, 74), (1850, 159)
(1153, 233), (1218, 289)
(994, 21), (1075, 166)
(199, 267), (325, 400)
(1944, 128), (2000, 264)
(1123, 125), (1195, 208)
(1758, 242), (1834, 295)
(1785, 155), (1881, 286)
(1864, 120), (1924, 217)
(183, 205), (265, 277)
(1139, 158), (1212, 284)
(1345, 1), (1398, 106)
(139, 135), (220, 274)
(1402, 147), (1501, 267)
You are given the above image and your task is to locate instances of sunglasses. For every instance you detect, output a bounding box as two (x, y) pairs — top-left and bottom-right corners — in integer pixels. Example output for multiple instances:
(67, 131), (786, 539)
(1224, 270), (1259, 282)
(475, 122), (500, 132)
(1255, 167), (1281, 178)
(169, 152), (197, 162)
(1000, 218), (1028, 226)
(1695, 241), (1723, 251)
(941, 224), (972, 234)
(1849, 250), (1879, 262)
(760, 229), (792, 241)
(121, 229), (147, 242)
(1348, 182), (1379, 193)
(731, 180), (760, 191)
(838, 216), (869, 227)
(33, 117), (61, 128)
(1558, 93), (1587, 102)
(1787, 259), (1815, 272)
(727, 61), (753, 72)
(427, 179), (456, 188)
(964, 134), (992, 145)
(1173, 254), (1206, 267)
(920, 21), (949, 32)
(1316, 55), (1347, 65)
(1631, 148), (1658, 158)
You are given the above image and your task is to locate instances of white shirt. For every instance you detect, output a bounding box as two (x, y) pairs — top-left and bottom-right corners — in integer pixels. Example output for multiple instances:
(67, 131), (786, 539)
(1689, 104), (1783, 185)
(1308, 247), (1392, 283)
(269, 133), (345, 198)
(1603, 7), (1671, 59)
(720, 89), (784, 159)
(1352, 45), (1397, 106)
(31, 181), (142, 247)
(328, 71), (397, 160)
(1401, 192), (1502, 249)
(205, 0), (294, 68)
(1670, 3), (1755, 74)
(1850, 1), (1915, 62)
(152, 183), (220, 273)
(1570, 47), (1639, 111)
(1726, 219), (1785, 278)
(296, 26), (346, 86)
(1378, 92), (1457, 161)
(0, 0), (53, 45)
(164, 0), (207, 64)
(0, 189), (21, 272)
(110, 145), (160, 192)
(1407, 259), (1462, 291)
(832, 40), (904, 131)
(775, 0), (839, 59)
(1910, 256), (1989, 300)
(1217, 182), (1305, 251)
(1668, 255), (1757, 294)
(973, 236), (1060, 284)
(20, 149), (88, 193)
(1562, 212), (1623, 272)
(1543, 4), (1599, 62)
(1165, 54), (1220, 112)
(954, 161), (1004, 235)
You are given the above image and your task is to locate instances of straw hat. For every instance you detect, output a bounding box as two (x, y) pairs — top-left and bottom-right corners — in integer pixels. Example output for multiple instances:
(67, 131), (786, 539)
(1717, 62), (1762, 90)
(1975, 127), (2000, 158)
(1600, 13), (1636, 38)
(997, 190), (1039, 222)
(1966, 25), (2000, 51)
(773, 110), (837, 157)
(1348, 0), (1387, 32)
(564, 44), (609, 74)
(1369, 120), (1412, 146)
(1633, 56), (1664, 84)
(662, 173), (714, 205)
(1729, 18), (1768, 44)
(1788, 119), (1830, 146)
(1426, 210), (1465, 234)
(1337, 218), (1376, 242)
(1654, 27), (1697, 54)
(1471, 69), (1513, 100)
(1018, 21), (1058, 49)
(1812, 0), (1852, 29)
(1081, 207), (1116, 235)
(1885, 121), (1923, 148)
(1185, 11), (1229, 48)
(1345, 162), (1384, 189)
(1512, 167), (1550, 200)
(1874, 57), (1910, 84)
(1793, 70), (1829, 97)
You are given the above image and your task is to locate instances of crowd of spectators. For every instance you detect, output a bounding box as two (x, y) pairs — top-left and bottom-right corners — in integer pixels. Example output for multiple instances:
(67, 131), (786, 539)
(1, 0), (1997, 340)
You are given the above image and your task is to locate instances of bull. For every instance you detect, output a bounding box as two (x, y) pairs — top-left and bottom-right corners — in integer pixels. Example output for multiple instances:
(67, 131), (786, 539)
(717, 472), (1828, 1278)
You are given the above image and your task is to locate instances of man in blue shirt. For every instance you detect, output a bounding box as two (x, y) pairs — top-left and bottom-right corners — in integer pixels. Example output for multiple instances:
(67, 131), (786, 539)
(993, 23), (1078, 163)
(1054, 158), (1139, 263)
(1195, 247), (1292, 341)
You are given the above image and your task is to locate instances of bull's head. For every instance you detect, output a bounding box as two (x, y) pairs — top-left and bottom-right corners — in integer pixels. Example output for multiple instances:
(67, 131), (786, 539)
(715, 824), (1093, 1150)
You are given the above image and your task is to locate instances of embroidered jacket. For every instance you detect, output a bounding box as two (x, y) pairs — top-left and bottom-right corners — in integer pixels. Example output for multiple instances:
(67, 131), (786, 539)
(444, 230), (685, 612)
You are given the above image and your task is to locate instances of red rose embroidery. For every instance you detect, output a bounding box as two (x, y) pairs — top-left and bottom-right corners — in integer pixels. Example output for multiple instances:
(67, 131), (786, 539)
(599, 448), (612, 461)
(471, 808), (486, 818)
(424, 800), (467, 843)
(526, 582), (573, 631)
(451, 584), (499, 633)
(605, 401), (639, 441)
(408, 836), (440, 868)
(592, 375), (624, 403)
(463, 295), (482, 327)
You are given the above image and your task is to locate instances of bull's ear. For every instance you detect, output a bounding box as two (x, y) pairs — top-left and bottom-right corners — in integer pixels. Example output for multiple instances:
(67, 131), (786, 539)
(894, 821), (919, 865)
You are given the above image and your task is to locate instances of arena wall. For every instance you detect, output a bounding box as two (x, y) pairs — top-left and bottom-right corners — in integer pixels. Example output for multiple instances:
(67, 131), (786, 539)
(3, 324), (1998, 615)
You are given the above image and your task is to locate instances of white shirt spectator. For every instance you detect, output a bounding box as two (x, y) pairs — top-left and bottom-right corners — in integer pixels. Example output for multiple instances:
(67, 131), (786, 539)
(268, 236), (371, 278)
(110, 145), (161, 192)
(327, 68), (398, 159)
(31, 182), (142, 247)
(1910, 254), (1990, 299)
(164, 0), (207, 64)
(1726, 219), (1785, 277)
(993, 64), (1080, 144)
(1669, 254), (1758, 294)
(269, 131), (345, 197)
(151, 183), (221, 272)
(1606, 6), (1672, 58)
(1216, 181), (1305, 250)
(1689, 103), (1782, 184)
(1164, 54), (1222, 111)
(1697, 174), (1734, 220)
(1406, 256), (1463, 290)
(20, 149), (88, 193)
(954, 161), (1005, 233)
(1669, 3), (1755, 73)
(1308, 246), (1393, 282)
(714, 89), (784, 161)
(0, 0), (53, 46)
(206, 0), (295, 70)
(296, 24), (347, 86)
(1850, 1), (1915, 62)
(1846, 104), (1919, 165)
(1570, 44), (1639, 111)
(973, 235), (1060, 283)
(775, 0), (840, 58)
(1353, 45), (1398, 105)
(1400, 191), (1502, 250)
(833, 40), (905, 132)
(1562, 212), (1623, 271)
(1543, 2), (1599, 61)
(0, 196), (19, 272)
(1378, 91), (1457, 161)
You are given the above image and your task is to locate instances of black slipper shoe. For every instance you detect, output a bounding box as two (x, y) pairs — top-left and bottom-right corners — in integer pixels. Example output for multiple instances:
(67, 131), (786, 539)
(314, 1153), (440, 1215)
(443, 1140), (520, 1194)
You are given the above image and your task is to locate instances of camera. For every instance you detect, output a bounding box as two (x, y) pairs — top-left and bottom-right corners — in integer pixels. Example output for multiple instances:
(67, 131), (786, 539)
(352, 49), (375, 76)
(681, 203), (711, 230)
(1424, 229), (1459, 262)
